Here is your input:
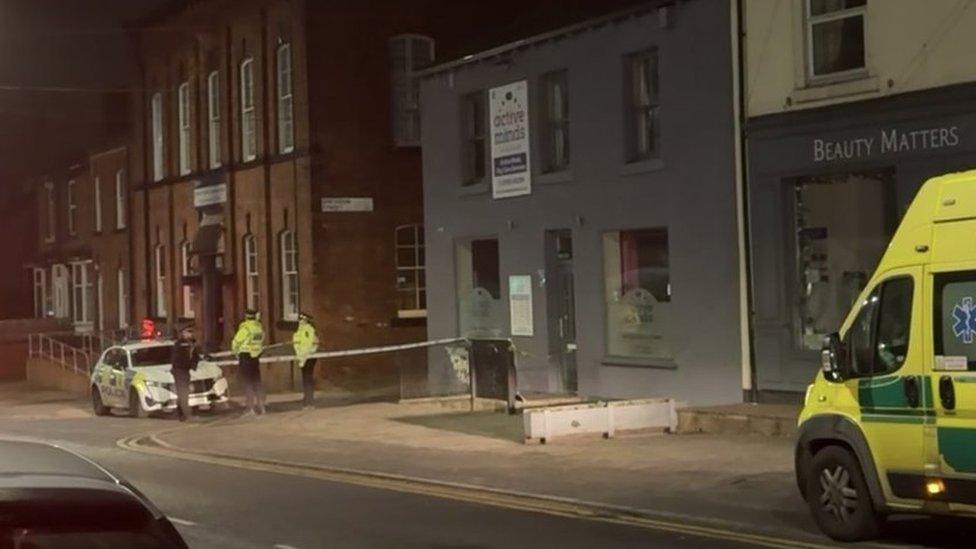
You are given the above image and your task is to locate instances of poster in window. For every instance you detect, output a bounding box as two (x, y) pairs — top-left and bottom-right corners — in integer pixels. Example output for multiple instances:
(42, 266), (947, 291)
(490, 80), (531, 199)
(508, 275), (533, 337)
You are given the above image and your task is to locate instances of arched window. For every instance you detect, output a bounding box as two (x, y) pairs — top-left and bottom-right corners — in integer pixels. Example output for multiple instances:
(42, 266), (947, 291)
(243, 234), (259, 311)
(279, 230), (298, 320)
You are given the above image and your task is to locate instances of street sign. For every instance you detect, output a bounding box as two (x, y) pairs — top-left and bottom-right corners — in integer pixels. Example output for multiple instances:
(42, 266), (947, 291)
(321, 197), (374, 212)
(193, 183), (227, 208)
(490, 80), (531, 199)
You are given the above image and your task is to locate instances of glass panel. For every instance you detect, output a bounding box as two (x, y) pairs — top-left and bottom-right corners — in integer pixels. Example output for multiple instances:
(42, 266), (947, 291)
(936, 274), (976, 371)
(457, 239), (503, 338)
(874, 277), (913, 375)
(603, 228), (672, 360)
(847, 291), (878, 378)
(809, 0), (866, 17)
(795, 173), (893, 350)
(397, 247), (416, 268)
(811, 16), (865, 75)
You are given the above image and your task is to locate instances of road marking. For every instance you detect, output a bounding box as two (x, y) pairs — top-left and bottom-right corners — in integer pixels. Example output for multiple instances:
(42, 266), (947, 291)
(118, 431), (837, 549)
(273, 544), (302, 549)
(168, 517), (196, 527)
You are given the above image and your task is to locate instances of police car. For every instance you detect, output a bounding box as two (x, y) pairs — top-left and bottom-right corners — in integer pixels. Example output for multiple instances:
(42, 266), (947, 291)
(90, 339), (229, 417)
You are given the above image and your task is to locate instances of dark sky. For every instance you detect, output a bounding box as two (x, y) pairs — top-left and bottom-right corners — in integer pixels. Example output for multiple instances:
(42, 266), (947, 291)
(0, 0), (167, 188)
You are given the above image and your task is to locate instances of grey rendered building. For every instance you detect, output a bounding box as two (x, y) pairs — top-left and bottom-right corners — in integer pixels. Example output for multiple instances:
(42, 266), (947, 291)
(419, 1), (746, 405)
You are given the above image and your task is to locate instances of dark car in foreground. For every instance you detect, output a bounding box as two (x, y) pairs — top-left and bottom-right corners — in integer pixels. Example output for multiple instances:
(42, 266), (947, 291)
(0, 438), (187, 548)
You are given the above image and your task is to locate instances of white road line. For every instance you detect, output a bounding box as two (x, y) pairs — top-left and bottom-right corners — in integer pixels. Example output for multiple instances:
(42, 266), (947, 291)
(168, 516), (197, 527)
(273, 544), (302, 549)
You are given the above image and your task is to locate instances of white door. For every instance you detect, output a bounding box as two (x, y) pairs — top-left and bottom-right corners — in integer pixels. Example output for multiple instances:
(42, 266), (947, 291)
(52, 264), (69, 319)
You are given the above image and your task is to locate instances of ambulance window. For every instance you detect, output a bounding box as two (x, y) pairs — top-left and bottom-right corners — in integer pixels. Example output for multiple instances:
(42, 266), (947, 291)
(934, 271), (976, 371)
(874, 277), (913, 375)
(847, 290), (878, 377)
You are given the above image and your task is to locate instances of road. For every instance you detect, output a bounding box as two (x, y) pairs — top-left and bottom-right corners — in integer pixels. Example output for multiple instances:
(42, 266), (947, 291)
(0, 388), (972, 548)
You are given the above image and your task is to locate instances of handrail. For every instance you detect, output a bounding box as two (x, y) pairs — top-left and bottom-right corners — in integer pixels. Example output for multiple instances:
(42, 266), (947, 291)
(27, 333), (92, 376)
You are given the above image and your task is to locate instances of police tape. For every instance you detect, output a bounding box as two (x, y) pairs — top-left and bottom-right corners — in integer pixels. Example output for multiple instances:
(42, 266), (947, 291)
(202, 337), (469, 367)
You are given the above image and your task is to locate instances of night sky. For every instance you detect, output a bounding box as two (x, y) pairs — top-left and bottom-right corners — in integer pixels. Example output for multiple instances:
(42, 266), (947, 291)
(0, 0), (167, 188)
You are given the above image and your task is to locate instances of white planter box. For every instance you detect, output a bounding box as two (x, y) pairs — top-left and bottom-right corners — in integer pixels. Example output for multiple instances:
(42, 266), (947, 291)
(522, 398), (678, 443)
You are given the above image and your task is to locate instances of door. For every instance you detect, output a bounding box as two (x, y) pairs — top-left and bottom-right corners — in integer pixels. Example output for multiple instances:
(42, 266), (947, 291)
(52, 264), (69, 319)
(929, 267), (976, 511)
(95, 348), (127, 407)
(836, 269), (927, 505)
(546, 230), (577, 392)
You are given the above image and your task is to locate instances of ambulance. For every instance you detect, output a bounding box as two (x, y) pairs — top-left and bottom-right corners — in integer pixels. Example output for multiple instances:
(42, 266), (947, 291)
(796, 170), (976, 541)
(90, 339), (229, 418)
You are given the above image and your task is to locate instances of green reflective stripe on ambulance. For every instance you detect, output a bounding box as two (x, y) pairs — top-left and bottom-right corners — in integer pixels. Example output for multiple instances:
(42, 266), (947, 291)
(861, 414), (935, 425)
(938, 427), (976, 473)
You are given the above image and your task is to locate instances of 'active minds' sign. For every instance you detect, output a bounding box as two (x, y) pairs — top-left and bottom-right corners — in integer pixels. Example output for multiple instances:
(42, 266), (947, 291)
(812, 126), (960, 163)
(490, 80), (531, 199)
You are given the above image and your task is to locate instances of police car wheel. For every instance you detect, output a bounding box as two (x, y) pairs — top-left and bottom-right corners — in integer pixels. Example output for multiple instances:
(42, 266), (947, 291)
(806, 446), (881, 542)
(91, 387), (109, 416)
(128, 391), (148, 419)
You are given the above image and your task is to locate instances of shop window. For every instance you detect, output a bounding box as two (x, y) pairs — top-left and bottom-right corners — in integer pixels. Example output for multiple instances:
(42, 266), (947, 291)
(240, 58), (257, 161)
(395, 224), (426, 318)
(70, 261), (93, 327)
(208, 71), (221, 168)
(795, 172), (894, 350)
(625, 49), (660, 162)
(934, 271), (976, 372)
(541, 70), (570, 173)
(389, 35), (434, 147)
(603, 228), (672, 360)
(154, 244), (167, 318)
(243, 234), (260, 311)
(277, 44), (294, 154)
(805, 0), (866, 80)
(151, 92), (164, 181)
(178, 81), (191, 175)
(460, 91), (487, 185)
(457, 238), (502, 337)
(280, 230), (299, 321)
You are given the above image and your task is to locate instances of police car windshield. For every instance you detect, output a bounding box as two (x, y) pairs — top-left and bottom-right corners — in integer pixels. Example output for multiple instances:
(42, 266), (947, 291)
(129, 346), (172, 368)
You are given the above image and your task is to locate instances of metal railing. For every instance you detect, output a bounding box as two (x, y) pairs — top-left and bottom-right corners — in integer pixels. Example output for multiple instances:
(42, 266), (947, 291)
(27, 333), (93, 376)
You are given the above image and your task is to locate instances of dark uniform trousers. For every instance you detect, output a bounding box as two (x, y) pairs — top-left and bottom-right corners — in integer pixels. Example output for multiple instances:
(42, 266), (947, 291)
(172, 368), (192, 420)
(239, 353), (266, 413)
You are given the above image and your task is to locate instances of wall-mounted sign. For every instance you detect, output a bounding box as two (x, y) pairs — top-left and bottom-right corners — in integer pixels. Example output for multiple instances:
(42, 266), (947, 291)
(509, 275), (534, 337)
(193, 183), (227, 208)
(812, 125), (960, 163)
(321, 197), (374, 212)
(490, 80), (531, 199)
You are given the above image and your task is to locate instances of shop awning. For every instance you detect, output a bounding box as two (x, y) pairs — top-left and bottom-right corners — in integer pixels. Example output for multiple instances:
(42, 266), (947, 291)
(191, 214), (223, 256)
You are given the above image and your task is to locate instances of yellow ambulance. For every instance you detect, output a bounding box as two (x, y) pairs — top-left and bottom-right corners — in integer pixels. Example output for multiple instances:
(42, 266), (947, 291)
(796, 170), (976, 541)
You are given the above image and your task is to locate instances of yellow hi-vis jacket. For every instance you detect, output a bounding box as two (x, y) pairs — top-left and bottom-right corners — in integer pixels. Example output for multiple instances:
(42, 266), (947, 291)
(292, 319), (319, 363)
(232, 319), (265, 358)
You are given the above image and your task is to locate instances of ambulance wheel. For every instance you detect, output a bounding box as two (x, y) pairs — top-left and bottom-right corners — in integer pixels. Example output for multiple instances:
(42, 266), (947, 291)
(129, 391), (148, 419)
(806, 446), (882, 542)
(91, 387), (109, 416)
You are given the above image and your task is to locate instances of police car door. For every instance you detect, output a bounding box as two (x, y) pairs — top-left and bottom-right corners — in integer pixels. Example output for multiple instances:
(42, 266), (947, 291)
(930, 267), (976, 511)
(98, 348), (126, 407)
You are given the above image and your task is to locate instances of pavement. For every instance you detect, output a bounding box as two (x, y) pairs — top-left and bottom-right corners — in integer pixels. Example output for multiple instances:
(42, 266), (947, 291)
(1, 382), (974, 548)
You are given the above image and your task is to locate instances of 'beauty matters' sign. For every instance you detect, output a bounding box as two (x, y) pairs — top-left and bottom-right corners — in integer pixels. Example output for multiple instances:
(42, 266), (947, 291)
(490, 81), (531, 199)
(812, 126), (960, 163)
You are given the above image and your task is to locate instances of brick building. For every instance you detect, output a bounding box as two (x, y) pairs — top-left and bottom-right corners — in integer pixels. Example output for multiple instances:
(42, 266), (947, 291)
(26, 145), (131, 333)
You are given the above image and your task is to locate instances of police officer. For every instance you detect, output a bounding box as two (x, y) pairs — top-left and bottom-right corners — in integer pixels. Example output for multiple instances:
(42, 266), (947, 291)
(232, 309), (266, 416)
(171, 324), (200, 422)
(293, 312), (320, 409)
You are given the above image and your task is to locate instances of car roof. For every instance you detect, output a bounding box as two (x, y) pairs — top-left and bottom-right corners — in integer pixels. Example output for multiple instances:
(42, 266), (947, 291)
(0, 439), (115, 482)
(113, 339), (174, 352)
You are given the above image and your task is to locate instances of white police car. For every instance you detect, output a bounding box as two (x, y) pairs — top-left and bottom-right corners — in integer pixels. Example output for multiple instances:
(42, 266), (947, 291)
(90, 340), (229, 417)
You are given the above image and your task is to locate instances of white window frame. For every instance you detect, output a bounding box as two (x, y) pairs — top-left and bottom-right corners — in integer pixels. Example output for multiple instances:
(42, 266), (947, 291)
(66, 179), (77, 236)
(96, 269), (104, 331)
(44, 182), (56, 242)
(117, 268), (129, 329)
(804, 0), (868, 83)
(208, 70), (221, 168)
(389, 34), (435, 147)
(180, 240), (195, 318)
(115, 170), (126, 229)
(243, 234), (260, 311)
(240, 58), (257, 162)
(93, 176), (102, 232)
(395, 224), (426, 318)
(279, 230), (299, 321)
(178, 81), (191, 175)
(626, 49), (660, 162)
(276, 44), (294, 154)
(151, 92), (164, 181)
(155, 244), (167, 318)
(70, 261), (93, 327)
(32, 268), (47, 318)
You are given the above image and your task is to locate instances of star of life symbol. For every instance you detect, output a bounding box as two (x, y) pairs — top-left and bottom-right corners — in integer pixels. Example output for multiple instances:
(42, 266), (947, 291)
(952, 296), (976, 344)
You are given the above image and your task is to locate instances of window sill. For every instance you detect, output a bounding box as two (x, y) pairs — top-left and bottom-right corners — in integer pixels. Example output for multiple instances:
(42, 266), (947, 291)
(458, 181), (489, 197)
(792, 75), (879, 105)
(620, 158), (664, 177)
(537, 170), (572, 185)
(601, 356), (677, 370)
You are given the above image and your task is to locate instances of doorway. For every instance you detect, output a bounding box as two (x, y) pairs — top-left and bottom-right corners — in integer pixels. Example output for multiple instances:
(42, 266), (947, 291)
(52, 264), (69, 319)
(545, 230), (577, 393)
